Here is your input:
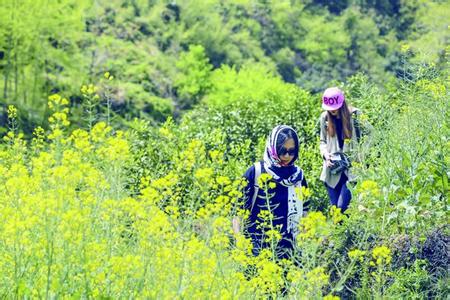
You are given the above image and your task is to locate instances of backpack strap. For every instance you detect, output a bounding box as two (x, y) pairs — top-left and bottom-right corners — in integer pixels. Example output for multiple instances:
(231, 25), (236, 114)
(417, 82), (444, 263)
(251, 161), (262, 212)
(317, 113), (327, 136)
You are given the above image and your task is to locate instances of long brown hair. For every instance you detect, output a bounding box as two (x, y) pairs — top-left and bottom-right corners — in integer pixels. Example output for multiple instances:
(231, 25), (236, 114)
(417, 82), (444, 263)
(327, 101), (352, 138)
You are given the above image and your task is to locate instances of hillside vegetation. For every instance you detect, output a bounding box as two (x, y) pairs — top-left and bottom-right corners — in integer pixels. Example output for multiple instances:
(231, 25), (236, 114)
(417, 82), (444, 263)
(0, 0), (448, 298)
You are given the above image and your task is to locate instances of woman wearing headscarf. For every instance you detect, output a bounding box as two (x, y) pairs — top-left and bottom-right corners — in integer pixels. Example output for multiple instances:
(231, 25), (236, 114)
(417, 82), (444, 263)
(233, 125), (308, 258)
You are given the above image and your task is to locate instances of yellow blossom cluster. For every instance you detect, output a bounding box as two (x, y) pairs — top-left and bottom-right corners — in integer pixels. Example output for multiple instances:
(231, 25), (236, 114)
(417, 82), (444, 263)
(371, 245), (392, 266)
(209, 149), (223, 163)
(348, 249), (367, 262)
(96, 130), (130, 162)
(330, 205), (346, 224)
(32, 126), (45, 151)
(249, 249), (285, 296)
(298, 211), (330, 242)
(177, 139), (205, 170)
(7, 104), (17, 119)
(257, 173), (273, 187)
(295, 185), (312, 200)
(416, 79), (446, 99)
(104, 71), (114, 80)
(287, 265), (331, 298)
(47, 94), (71, 141)
(357, 179), (381, 198)
(306, 267), (330, 293)
(90, 122), (112, 143)
(4, 105), (21, 146)
(323, 294), (341, 300)
(2, 131), (24, 143)
(194, 167), (214, 185)
(80, 83), (98, 95)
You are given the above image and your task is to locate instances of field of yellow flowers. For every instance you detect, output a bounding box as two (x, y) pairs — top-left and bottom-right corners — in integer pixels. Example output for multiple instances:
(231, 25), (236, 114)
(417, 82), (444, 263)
(0, 71), (448, 298)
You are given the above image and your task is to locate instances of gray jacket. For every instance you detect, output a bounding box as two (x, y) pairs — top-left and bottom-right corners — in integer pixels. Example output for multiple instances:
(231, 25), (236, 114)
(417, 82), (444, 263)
(319, 107), (362, 188)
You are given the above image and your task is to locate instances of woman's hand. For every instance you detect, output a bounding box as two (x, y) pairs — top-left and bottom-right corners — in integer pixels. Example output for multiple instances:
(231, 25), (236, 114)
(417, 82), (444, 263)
(232, 217), (241, 234)
(324, 153), (334, 168)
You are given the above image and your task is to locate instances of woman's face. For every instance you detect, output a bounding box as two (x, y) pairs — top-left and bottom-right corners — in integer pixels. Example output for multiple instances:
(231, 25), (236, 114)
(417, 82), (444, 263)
(279, 138), (296, 166)
(329, 109), (339, 116)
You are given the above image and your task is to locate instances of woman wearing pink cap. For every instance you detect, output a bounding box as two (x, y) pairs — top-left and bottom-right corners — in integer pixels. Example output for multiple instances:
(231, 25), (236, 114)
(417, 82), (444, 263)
(319, 87), (362, 213)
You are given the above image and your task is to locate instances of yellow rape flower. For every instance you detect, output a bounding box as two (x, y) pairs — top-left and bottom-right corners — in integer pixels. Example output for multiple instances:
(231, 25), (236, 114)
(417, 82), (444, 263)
(48, 128), (63, 140)
(324, 294), (340, 300)
(48, 93), (61, 105)
(209, 149), (221, 161)
(298, 211), (329, 242)
(81, 83), (98, 95)
(194, 167), (214, 185)
(104, 71), (114, 80)
(91, 122), (112, 142)
(372, 245), (392, 266)
(96, 133), (130, 162)
(358, 180), (381, 198)
(251, 257), (284, 295)
(306, 266), (329, 285)
(178, 139), (206, 170)
(348, 249), (366, 262)
(330, 206), (345, 224)
(70, 129), (92, 153)
(7, 105), (17, 119)
(295, 186), (311, 200)
(264, 229), (282, 243)
(257, 173), (272, 187)
(216, 175), (231, 186)
(360, 179), (378, 191)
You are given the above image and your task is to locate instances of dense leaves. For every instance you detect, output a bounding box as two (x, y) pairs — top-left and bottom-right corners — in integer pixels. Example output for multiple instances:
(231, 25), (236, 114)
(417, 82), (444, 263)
(0, 0), (448, 131)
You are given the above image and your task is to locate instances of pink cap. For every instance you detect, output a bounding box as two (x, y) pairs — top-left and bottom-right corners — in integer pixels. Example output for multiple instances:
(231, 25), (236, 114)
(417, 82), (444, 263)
(322, 87), (345, 110)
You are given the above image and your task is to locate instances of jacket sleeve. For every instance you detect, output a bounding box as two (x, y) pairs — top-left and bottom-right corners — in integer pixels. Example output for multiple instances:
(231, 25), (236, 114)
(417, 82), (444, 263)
(319, 113), (329, 159)
(301, 176), (308, 188)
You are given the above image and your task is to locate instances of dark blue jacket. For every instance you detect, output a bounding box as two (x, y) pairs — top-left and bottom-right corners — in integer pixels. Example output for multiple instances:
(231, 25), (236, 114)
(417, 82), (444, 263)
(242, 161), (308, 256)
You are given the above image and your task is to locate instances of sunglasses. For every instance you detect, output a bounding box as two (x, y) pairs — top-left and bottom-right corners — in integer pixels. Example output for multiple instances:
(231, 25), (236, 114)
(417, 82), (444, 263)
(279, 147), (297, 156)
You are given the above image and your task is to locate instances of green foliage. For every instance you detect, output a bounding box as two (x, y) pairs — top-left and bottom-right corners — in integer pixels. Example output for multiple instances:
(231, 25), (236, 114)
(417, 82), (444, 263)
(407, 1), (450, 64)
(174, 45), (212, 108)
(387, 260), (431, 298)
(0, 0), (446, 132)
(350, 69), (448, 235)
(297, 12), (350, 65)
(0, 0), (88, 126)
(205, 63), (287, 107)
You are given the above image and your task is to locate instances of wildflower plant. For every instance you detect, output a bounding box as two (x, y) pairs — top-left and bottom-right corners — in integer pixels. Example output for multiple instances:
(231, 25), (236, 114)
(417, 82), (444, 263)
(2, 105), (26, 161)
(81, 84), (100, 130)
(370, 245), (393, 297)
(102, 71), (115, 126)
